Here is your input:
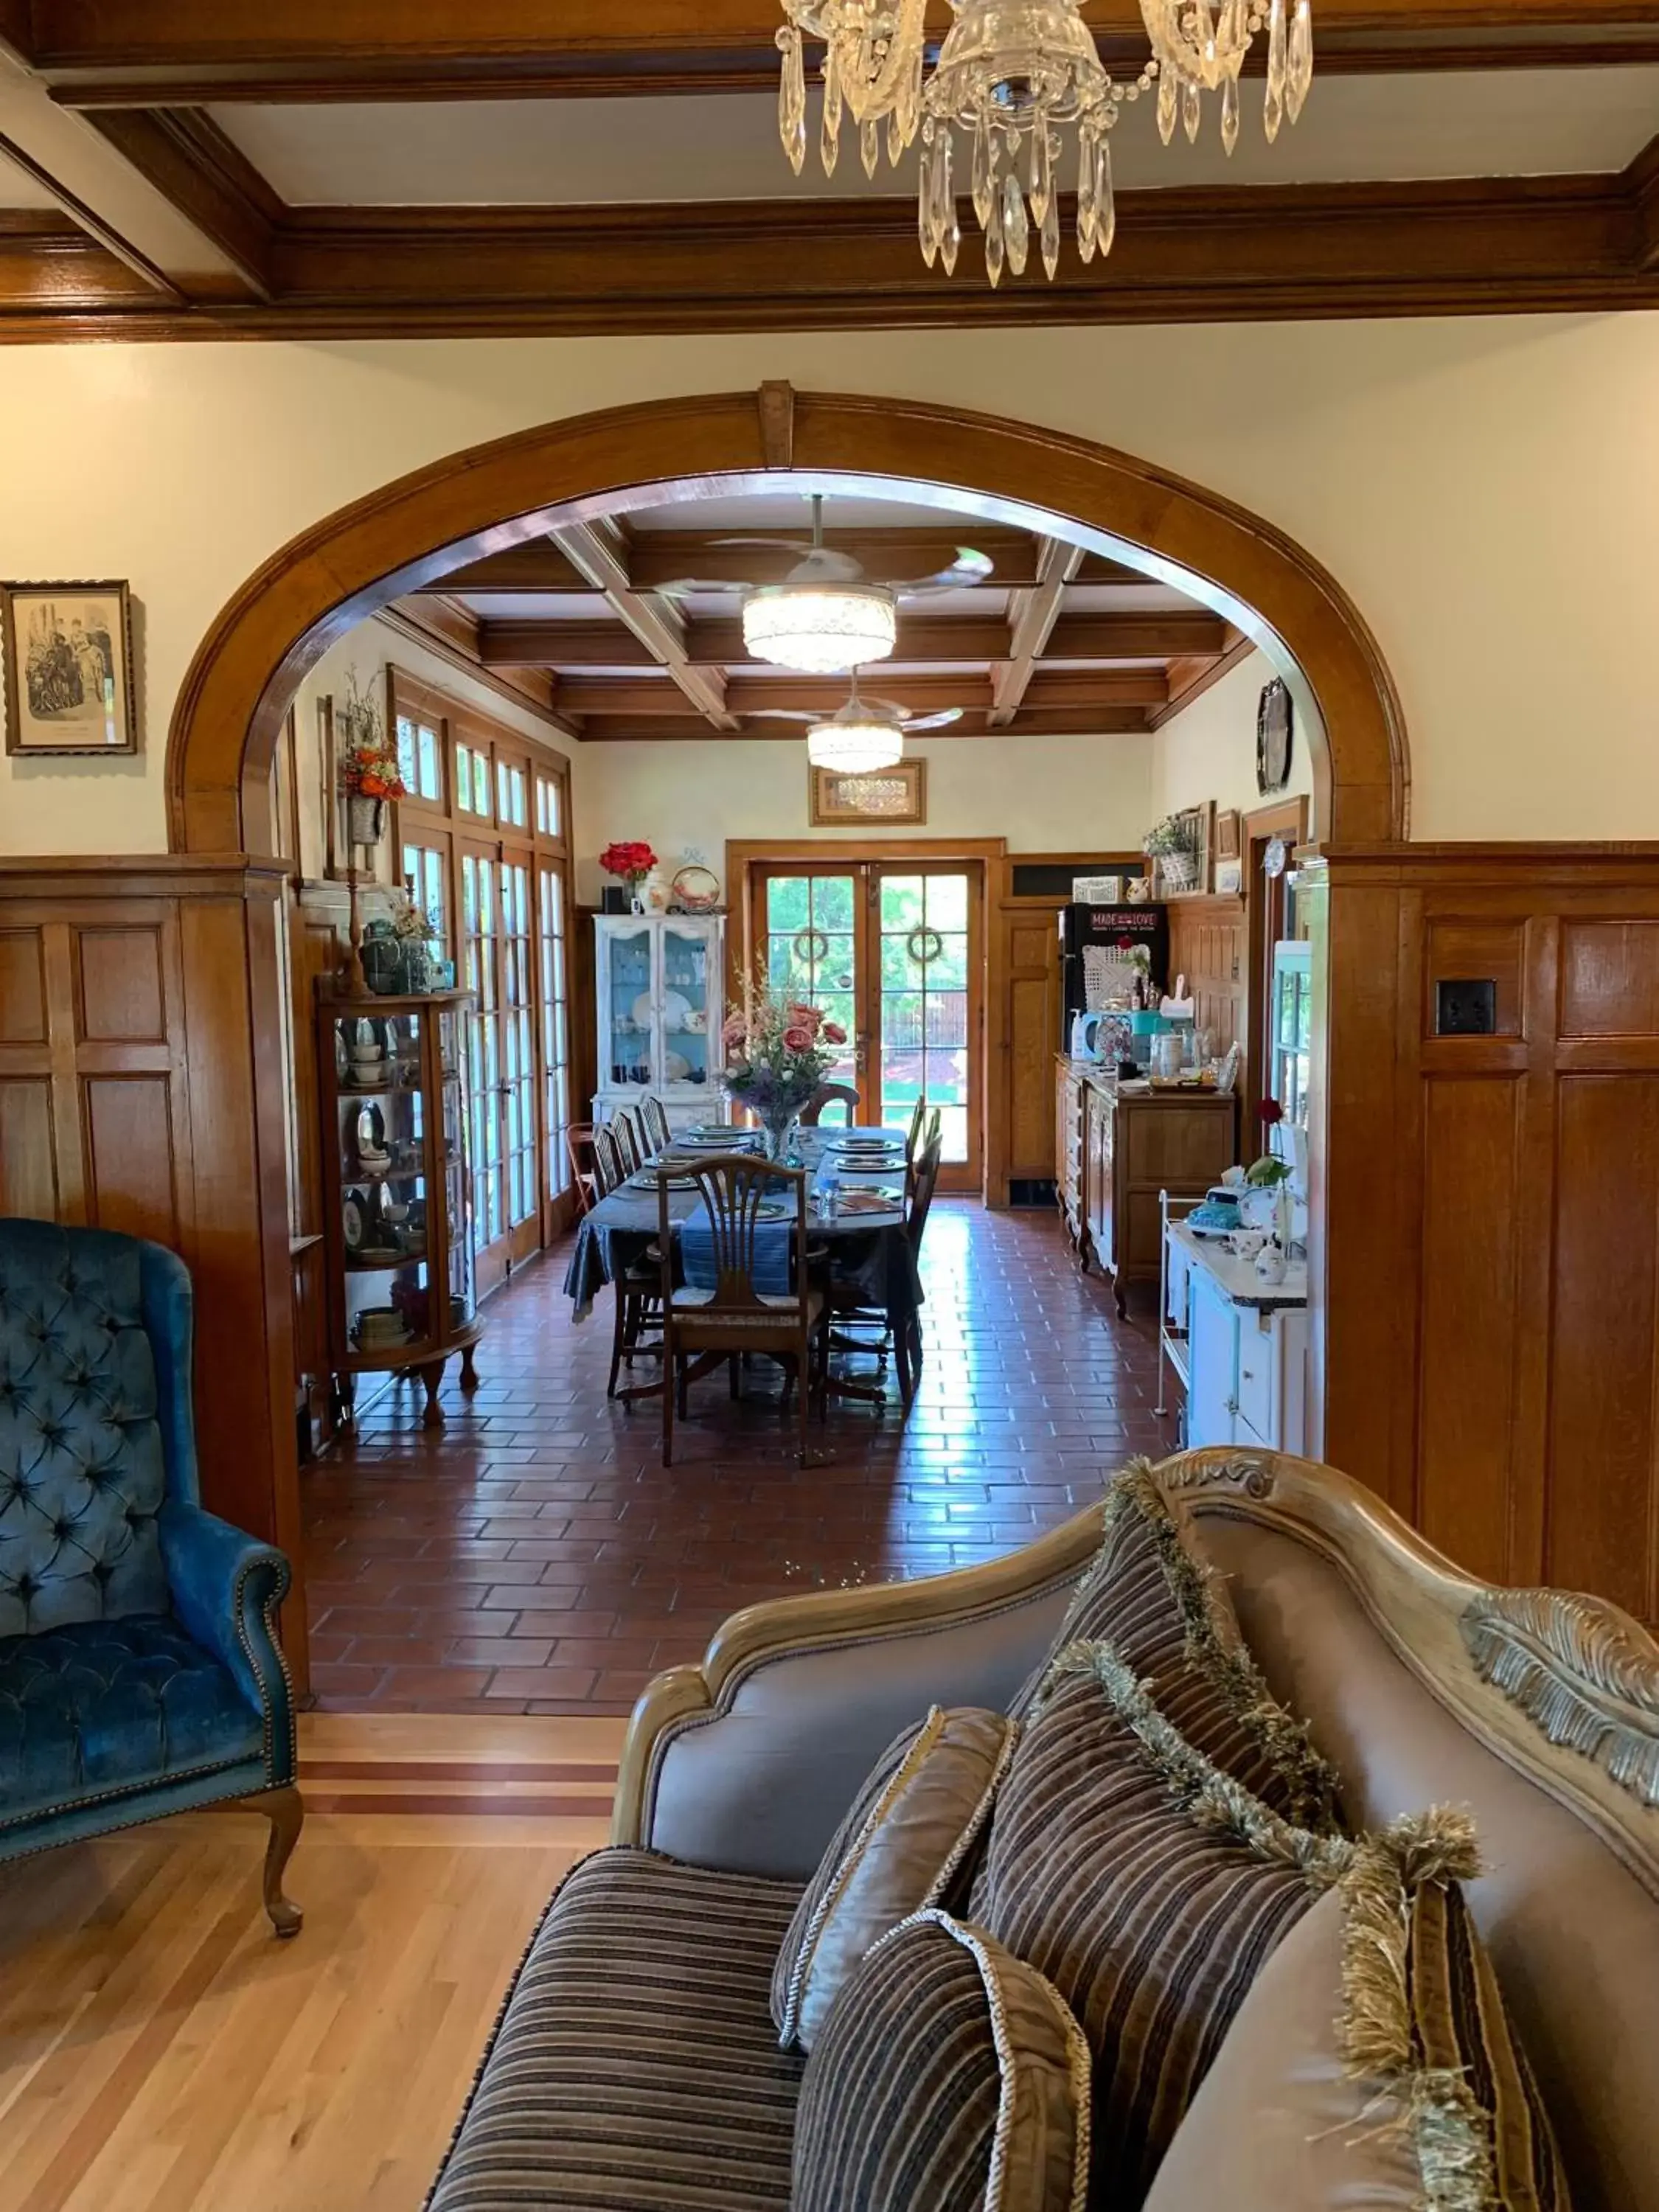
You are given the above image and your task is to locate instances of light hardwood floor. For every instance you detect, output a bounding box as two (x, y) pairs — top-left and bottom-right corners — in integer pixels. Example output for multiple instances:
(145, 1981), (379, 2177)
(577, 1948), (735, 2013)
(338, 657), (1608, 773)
(0, 1715), (625, 2212)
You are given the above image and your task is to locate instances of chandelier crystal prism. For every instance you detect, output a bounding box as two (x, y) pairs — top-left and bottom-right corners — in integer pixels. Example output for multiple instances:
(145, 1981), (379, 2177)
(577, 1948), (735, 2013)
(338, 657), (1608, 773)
(775, 0), (1314, 285)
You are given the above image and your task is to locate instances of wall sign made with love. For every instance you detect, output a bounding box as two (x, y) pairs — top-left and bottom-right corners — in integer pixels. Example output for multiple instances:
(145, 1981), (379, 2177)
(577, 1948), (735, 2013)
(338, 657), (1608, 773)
(808, 759), (928, 827)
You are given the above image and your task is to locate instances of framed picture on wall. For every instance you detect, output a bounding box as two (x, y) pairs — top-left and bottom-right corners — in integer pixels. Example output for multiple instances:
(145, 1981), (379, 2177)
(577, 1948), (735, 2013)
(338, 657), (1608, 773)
(1214, 808), (1242, 863)
(1, 581), (137, 756)
(809, 759), (928, 826)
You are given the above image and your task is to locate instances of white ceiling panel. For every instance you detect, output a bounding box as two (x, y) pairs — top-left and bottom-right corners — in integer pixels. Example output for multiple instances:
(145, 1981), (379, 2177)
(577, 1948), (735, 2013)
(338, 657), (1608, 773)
(213, 69), (1659, 208)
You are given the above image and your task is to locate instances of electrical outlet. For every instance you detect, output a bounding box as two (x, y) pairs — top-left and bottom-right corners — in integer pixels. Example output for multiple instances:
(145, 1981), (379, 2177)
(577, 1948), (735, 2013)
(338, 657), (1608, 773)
(1436, 978), (1497, 1036)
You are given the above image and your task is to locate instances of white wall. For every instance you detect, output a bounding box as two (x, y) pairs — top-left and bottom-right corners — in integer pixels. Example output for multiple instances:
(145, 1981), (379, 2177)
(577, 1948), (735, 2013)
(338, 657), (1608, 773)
(1149, 649), (1313, 833)
(1, 316), (1658, 856)
(574, 728), (1152, 903)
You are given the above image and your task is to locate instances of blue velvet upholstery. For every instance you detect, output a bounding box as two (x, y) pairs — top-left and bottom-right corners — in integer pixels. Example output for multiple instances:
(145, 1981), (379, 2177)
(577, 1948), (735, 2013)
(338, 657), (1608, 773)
(0, 1222), (295, 1860)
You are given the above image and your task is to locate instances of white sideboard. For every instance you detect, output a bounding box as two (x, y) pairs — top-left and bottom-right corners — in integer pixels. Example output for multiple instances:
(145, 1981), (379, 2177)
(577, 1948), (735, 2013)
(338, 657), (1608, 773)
(594, 912), (727, 1133)
(1160, 1214), (1309, 1455)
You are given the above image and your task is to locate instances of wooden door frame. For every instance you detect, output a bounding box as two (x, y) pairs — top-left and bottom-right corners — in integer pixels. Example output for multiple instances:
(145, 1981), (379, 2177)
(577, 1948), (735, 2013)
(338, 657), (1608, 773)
(1242, 796), (1312, 1146)
(730, 836), (1001, 1194)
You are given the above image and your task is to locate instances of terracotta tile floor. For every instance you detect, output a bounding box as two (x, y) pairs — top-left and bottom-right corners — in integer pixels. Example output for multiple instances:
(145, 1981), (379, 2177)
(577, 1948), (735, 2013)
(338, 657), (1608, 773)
(301, 1201), (1179, 1715)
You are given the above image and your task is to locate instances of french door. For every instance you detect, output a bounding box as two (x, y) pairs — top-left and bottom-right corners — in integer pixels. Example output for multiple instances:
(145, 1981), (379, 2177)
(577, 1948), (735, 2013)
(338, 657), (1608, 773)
(459, 837), (540, 1293)
(751, 860), (984, 1192)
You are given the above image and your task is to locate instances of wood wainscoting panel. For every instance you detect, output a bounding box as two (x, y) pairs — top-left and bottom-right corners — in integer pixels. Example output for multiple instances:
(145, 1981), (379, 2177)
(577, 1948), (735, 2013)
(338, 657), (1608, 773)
(1169, 895), (1247, 1059)
(1549, 1072), (1659, 1627)
(0, 1078), (57, 1217)
(0, 859), (310, 1694)
(75, 922), (169, 1043)
(1416, 1075), (1524, 1586)
(1559, 919), (1659, 1038)
(1424, 918), (1527, 1038)
(0, 927), (46, 1042)
(82, 1073), (181, 1246)
(1316, 846), (1659, 1628)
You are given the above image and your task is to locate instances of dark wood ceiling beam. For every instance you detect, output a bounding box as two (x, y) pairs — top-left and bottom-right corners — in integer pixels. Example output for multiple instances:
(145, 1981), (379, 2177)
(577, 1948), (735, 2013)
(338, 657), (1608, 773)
(32, 1), (1659, 104)
(0, 207), (157, 307)
(74, 107), (279, 296)
(9, 159), (1659, 336)
(576, 703), (1153, 740)
(471, 609), (1220, 666)
(557, 669), (1170, 714)
(549, 518), (740, 731)
(624, 526), (1040, 591)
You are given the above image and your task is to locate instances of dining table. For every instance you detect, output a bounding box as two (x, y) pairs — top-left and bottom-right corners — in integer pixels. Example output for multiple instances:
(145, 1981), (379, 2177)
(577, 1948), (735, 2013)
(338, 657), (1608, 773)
(561, 1128), (924, 1388)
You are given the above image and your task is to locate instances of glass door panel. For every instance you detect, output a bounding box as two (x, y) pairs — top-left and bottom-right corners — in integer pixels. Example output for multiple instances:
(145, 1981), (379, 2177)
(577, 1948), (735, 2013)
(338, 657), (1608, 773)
(660, 919), (715, 1096)
(538, 862), (572, 1207)
(875, 871), (974, 1168)
(604, 923), (655, 1090)
(760, 872), (861, 1098)
(459, 842), (507, 1290)
(501, 853), (538, 1253)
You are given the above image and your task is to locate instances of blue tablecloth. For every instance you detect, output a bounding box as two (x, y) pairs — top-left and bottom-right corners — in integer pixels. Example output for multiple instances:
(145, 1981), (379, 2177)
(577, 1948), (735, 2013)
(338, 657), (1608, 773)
(563, 1178), (920, 1330)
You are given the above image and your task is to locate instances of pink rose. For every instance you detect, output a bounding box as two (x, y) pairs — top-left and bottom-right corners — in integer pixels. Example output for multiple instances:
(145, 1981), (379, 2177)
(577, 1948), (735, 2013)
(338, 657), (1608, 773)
(821, 1021), (847, 1045)
(722, 1015), (748, 1048)
(782, 1025), (813, 1052)
(787, 1003), (824, 1035)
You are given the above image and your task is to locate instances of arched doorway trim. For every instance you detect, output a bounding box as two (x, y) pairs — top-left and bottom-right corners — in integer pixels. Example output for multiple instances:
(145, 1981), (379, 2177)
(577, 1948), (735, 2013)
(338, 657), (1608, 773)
(167, 388), (1408, 852)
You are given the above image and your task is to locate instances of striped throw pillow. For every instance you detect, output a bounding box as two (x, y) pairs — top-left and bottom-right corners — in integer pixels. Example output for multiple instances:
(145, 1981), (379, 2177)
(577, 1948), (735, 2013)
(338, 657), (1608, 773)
(772, 1707), (1016, 2052)
(792, 1910), (1091, 2212)
(1146, 1821), (1573, 2212)
(1008, 1459), (1341, 1831)
(977, 1640), (1356, 2208)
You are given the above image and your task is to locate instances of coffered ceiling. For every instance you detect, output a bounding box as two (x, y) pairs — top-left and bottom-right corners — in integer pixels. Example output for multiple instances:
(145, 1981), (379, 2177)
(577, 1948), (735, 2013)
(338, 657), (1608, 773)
(2, 3), (1658, 335)
(391, 484), (1245, 745)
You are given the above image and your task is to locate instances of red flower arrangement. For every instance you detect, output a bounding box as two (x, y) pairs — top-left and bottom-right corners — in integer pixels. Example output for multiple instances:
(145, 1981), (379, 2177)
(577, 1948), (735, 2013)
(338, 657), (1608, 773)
(599, 840), (659, 885)
(337, 671), (408, 803)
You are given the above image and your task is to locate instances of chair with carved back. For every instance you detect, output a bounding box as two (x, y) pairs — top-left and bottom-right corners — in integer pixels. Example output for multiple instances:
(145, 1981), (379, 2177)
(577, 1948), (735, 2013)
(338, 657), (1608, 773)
(611, 1110), (645, 1179)
(905, 1093), (928, 1161)
(640, 1096), (672, 1158)
(591, 1121), (627, 1198)
(658, 1158), (827, 1467)
(800, 1084), (860, 1127)
(0, 1220), (302, 1937)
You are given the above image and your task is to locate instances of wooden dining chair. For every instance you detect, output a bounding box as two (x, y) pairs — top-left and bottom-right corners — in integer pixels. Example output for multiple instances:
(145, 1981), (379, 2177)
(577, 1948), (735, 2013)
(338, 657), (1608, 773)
(830, 1130), (942, 1411)
(658, 1156), (827, 1467)
(640, 1096), (672, 1155)
(566, 1122), (599, 1216)
(905, 1093), (928, 1159)
(800, 1082), (860, 1127)
(611, 1110), (644, 1178)
(592, 1121), (661, 1396)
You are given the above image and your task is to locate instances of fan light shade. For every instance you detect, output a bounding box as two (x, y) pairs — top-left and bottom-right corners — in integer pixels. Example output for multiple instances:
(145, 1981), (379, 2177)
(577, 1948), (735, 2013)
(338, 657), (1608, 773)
(807, 718), (905, 773)
(743, 582), (897, 674)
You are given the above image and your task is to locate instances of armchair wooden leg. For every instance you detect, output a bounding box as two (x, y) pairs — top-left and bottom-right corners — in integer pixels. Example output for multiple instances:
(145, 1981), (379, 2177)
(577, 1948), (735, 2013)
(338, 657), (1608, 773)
(246, 1784), (304, 1938)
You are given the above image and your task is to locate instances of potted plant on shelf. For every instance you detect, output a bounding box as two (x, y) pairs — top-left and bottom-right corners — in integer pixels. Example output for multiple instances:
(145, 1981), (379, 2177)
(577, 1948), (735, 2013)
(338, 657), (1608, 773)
(599, 840), (660, 915)
(721, 977), (848, 1158)
(1142, 813), (1200, 894)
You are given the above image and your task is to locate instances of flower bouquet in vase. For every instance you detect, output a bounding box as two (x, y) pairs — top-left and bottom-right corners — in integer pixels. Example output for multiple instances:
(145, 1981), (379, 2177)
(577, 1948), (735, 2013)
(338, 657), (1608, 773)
(599, 841), (660, 915)
(721, 973), (848, 1159)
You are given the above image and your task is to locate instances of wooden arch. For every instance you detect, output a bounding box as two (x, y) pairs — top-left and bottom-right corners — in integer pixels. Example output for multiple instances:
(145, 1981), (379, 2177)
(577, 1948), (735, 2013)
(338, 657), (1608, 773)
(167, 386), (1408, 851)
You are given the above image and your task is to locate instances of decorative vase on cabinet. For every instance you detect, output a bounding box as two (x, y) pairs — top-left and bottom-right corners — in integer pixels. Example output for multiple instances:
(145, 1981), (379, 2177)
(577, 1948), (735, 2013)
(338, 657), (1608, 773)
(594, 912), (727, 1135)
(318, 985), (482, 1430)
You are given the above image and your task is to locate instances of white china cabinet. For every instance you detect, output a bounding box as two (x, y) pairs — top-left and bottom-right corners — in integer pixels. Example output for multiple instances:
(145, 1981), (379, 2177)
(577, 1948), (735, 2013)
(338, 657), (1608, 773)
(593, 913), (728, 1132)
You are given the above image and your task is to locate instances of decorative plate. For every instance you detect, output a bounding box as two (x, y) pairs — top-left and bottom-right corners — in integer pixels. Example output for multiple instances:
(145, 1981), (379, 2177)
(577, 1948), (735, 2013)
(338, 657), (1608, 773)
(1256, 678), (1294, 796)
(671, 864), (722, 913)
(342, 1195), (366, 1254)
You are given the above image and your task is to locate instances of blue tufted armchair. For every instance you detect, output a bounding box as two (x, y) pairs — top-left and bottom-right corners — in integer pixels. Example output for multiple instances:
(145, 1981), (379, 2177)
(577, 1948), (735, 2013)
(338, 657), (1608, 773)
(0, 1220), (302, 1935)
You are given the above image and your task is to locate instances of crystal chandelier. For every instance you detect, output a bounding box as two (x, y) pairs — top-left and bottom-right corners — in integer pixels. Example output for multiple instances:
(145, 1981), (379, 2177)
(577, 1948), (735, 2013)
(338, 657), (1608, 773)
(742, 582), (898, 675)
(1141, 1), (1314, 154)
(775, 0), (1315, 286)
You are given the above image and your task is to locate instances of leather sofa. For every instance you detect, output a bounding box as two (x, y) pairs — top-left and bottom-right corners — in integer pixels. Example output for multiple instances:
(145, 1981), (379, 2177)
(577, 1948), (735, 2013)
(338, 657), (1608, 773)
(431, 1449), (1659, 2212)
(0, 1220), (302, 1933)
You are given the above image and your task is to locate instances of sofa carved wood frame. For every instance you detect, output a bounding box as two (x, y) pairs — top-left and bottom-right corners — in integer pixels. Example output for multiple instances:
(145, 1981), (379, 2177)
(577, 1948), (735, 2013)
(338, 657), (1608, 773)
(613, 1448), (1659, 1899)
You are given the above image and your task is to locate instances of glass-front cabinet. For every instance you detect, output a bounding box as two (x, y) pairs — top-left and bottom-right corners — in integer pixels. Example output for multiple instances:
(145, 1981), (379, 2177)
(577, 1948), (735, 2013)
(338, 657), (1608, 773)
(317, 987), (483, 1428)
(594, 913), (727, 1131)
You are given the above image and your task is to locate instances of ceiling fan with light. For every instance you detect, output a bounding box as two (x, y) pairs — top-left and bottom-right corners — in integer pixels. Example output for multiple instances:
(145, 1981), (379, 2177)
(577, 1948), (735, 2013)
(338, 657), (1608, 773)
(655, 494), (995, 674)
(748, 669), (964, 772)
